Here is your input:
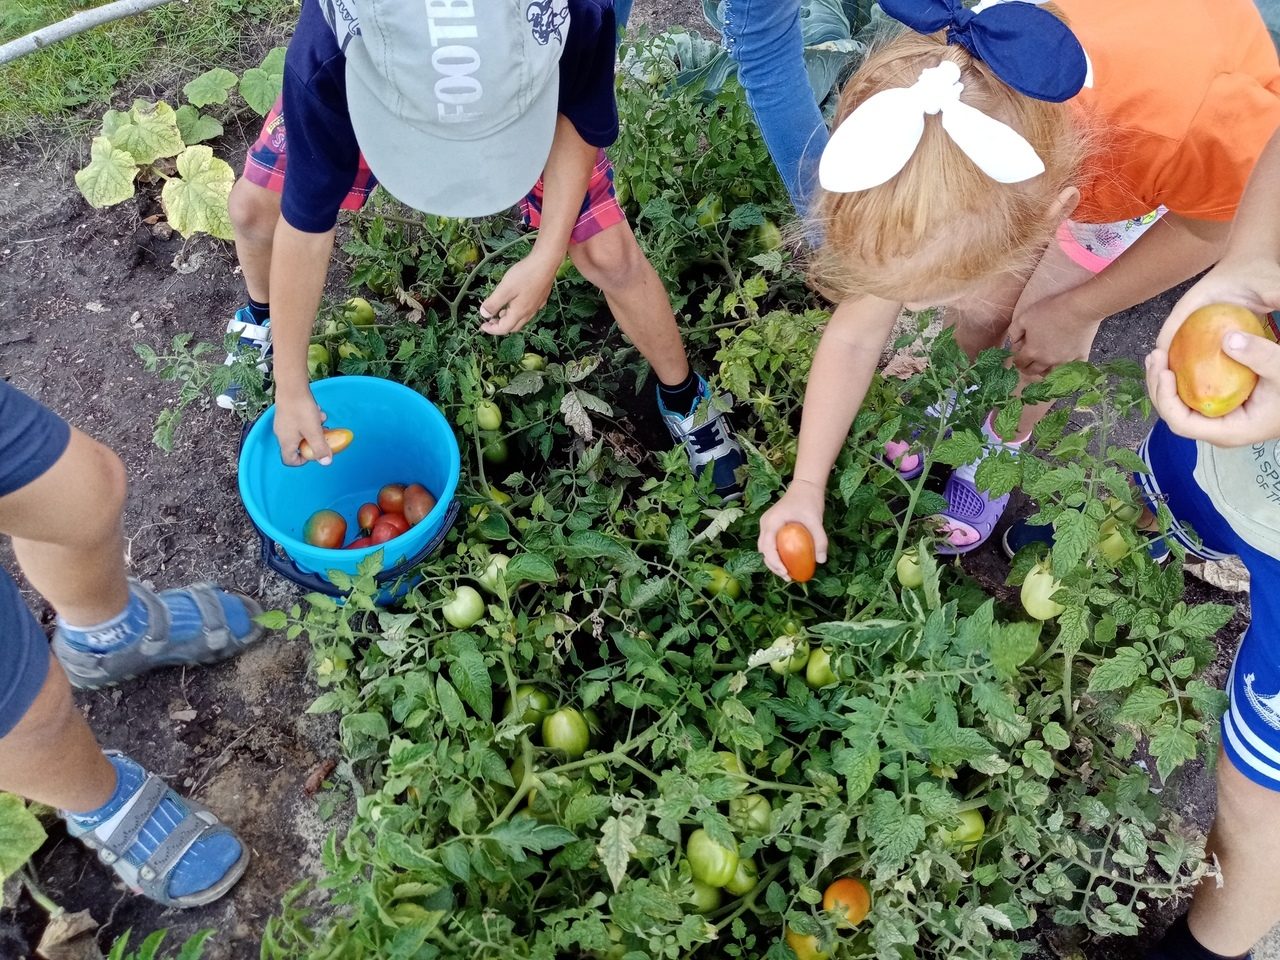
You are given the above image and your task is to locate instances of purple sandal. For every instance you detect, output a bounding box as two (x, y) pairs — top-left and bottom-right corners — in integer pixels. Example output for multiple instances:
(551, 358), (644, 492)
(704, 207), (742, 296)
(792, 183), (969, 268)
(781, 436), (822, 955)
(884, 439), (925, 480)
(934, 470), (1010, 555)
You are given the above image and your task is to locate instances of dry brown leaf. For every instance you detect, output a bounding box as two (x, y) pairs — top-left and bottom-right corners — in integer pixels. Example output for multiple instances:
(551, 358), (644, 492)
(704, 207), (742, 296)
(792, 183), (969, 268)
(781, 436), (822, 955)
(37, 909), (101, 960)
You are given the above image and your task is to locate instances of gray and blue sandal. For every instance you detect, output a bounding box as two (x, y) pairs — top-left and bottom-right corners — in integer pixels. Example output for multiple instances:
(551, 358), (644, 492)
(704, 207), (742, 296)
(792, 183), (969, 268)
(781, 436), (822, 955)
(52, 580), (266, 690)
(64, 752), (249, 908)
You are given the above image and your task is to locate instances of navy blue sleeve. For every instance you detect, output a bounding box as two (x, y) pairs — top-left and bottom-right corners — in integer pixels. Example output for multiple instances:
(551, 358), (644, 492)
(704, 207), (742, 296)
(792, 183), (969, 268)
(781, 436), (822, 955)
(558, 0), (619, 148)
(279, 0), (363, 233)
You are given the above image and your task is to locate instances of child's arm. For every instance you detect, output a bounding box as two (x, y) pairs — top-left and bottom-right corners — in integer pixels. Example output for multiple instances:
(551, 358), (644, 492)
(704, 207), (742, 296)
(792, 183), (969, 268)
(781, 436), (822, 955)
(1147, 129), (1280, 446)
(478, 115), (595, 334)
(757, 295), (902, 579)
(1008, 213), (1230, 377)
(268, 222), (339, 465)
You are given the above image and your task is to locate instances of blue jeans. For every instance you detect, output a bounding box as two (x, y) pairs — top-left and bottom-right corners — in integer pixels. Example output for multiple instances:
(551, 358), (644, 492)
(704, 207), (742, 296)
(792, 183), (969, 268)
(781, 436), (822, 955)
(614, 0), (826, 217)
(721, 0), (827, 217)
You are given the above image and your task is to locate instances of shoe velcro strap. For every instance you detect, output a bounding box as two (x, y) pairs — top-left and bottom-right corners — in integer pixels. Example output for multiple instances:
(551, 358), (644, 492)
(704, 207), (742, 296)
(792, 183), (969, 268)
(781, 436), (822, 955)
(136, 809), (217, 899)
(94, 773), (170, 860)
(177, 583), (233, 652)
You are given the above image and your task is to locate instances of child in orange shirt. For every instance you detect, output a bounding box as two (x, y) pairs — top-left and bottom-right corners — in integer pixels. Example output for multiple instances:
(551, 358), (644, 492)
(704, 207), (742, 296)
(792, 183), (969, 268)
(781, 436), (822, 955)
(758, 0), (1280, 571)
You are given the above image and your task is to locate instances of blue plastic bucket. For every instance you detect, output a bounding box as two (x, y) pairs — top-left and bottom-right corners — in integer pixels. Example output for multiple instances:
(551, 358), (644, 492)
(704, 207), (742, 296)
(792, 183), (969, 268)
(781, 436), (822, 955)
(238, 376), (461, 601)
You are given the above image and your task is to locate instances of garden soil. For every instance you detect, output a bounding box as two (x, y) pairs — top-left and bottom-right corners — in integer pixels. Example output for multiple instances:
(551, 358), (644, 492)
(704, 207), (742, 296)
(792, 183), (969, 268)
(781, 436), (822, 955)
(0, 6), (1271, 960)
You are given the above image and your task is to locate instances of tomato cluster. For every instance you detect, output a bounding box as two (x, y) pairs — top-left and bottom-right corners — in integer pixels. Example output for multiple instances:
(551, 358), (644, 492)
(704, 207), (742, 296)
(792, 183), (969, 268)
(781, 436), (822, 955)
(301, 481), (438, 550)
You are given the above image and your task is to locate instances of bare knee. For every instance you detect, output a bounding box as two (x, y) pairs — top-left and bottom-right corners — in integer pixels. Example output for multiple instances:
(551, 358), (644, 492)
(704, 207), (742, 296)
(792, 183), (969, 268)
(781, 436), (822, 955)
(229, 178), (281, 243)
(570, 228), (650, 295)
(77, 438), (128, 544)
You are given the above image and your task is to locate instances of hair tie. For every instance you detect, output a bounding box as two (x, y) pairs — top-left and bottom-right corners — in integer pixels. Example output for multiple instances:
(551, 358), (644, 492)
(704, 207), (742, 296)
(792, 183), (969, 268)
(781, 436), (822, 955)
(818, 60), (1045, 193)
(879, 0), (1088, 102)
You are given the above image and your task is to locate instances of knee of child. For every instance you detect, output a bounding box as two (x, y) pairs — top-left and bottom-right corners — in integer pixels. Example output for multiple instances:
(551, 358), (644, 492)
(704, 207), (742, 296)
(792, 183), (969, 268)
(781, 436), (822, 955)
(86, 441), (128, 528)
(571, 231), (646, 294)
(228, 179), (279, 241)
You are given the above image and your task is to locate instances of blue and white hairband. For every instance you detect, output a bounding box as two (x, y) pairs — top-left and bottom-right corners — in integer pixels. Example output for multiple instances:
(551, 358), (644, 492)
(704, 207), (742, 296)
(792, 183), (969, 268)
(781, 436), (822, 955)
(819, 0), (1091, 193)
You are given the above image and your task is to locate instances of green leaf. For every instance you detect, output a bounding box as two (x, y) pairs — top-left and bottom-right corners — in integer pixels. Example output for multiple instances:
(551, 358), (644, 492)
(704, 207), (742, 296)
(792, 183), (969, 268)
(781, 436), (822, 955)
(504, 552), (558, 584)
(865, 790), (927, 871)
(832, 739), (879, 802)
(1041, 722), (1070, 751)
(988, 621), (1040, 680)
(175, 104), (223, 145)
(75, 136), (138, 208)
(435, 676), (466, 726)
(932, 431), (984, 468)
(489, 819), (576, 861)
(1165, 602), (1234, 641)
(1050, 509), (1093, 573)
(184, 67), (238, 107)
(241, 47), (287, 115)
(1150, 722), (1199, 780)
(598, 810), (645, 891)
(161, 145), (235, 240)
(0, 794), (46, 884)
(449, 648), (492, 718)
(112, 100), (185, 164)
(1087, 646), (1148, 693)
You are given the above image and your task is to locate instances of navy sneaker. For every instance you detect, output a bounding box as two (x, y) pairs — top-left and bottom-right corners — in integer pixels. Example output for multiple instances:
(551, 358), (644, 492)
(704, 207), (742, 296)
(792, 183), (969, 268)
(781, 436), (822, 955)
(1002, 514), (1170, 564)
(658, 375), (746, 500)
(215, 306), (272, 410)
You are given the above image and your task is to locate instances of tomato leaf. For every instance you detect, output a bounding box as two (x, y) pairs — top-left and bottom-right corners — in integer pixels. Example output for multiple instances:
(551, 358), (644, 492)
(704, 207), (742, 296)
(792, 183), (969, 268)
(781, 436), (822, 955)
(1050, 509), (1094, 573)
(504, 552), (558, 584)
(434, 676), (467, 727)
(832, 739), (879, 803)
(1087, 647), (1147, 694)
(490, 819), (576, 861)
(449, 647), (492, 719)
(598, 809), (645, 891)
(866, 790), (927, 871)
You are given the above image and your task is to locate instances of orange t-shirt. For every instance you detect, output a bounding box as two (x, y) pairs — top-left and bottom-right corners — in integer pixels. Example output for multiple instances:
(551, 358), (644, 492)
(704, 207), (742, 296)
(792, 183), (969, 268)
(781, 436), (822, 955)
(1059, 0), (1280, 223)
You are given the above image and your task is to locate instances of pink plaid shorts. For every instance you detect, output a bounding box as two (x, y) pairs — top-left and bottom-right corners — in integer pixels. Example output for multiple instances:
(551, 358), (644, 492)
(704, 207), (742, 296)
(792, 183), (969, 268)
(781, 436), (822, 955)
(243, 96), (377, 211)
(519, 149), (626, 245)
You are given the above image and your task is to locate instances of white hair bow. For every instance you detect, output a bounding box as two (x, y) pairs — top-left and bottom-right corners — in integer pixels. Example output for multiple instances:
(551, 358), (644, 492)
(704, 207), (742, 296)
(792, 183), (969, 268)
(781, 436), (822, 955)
(818, 60), (1046, 193)
(971, 0), (1094, 88)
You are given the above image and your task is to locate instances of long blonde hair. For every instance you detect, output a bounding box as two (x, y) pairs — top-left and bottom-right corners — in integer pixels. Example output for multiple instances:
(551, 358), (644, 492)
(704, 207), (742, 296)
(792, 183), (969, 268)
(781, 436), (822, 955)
(809, 21), (1087, 303)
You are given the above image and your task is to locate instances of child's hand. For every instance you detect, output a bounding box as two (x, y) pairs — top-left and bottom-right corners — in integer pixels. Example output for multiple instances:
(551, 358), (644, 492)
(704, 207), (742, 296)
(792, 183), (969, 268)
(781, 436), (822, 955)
(479, 253), (559, 334)
(1146, 257), (1280, 447)
(273, 385), (330, 466)
(1008, 291), (1101, 378)
(757, 480), (828, 581)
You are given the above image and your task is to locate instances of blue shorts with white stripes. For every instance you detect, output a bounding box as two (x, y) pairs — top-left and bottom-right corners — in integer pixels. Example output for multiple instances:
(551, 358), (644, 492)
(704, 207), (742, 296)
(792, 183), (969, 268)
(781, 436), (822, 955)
(1140, 420), (1280, 790)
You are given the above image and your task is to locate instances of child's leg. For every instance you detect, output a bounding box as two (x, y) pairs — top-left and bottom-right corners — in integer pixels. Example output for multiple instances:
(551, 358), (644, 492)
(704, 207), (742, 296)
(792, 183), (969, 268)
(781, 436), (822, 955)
(569, 221), (690, 387)
(228, 177), (282, 306)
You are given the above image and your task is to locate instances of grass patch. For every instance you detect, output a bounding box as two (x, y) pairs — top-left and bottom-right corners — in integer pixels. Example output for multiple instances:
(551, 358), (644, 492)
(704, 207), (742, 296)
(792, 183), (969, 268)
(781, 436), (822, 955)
(0, 0), (295, 142)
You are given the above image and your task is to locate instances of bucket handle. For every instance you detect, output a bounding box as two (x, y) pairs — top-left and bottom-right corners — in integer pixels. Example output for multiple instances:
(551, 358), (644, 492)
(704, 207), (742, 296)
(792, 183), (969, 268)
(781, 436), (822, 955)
(255, 500), (460, 597)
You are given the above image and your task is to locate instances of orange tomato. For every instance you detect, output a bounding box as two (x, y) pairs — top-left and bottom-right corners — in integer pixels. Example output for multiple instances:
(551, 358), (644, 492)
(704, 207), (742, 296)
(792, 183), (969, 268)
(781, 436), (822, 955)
(777, 523), (817, 582)
(822, 877), (870, 927)
(303, 509), (346, 549)
(299, 428), (354, 461)
(1169, 304), (1266, 417)
(356, 502), (380, 534)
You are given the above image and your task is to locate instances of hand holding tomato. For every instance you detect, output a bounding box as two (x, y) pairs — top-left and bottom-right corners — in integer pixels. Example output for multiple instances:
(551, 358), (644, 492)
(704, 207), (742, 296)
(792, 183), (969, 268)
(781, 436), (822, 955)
(758, 481), (827, 581)
(274, 386), (331, 467)
(1148, 259), (1280, 447)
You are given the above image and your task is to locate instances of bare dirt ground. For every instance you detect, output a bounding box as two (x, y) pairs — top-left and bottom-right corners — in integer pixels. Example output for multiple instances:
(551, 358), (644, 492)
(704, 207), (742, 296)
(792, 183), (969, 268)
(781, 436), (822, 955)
(0, 2), (1270, 958)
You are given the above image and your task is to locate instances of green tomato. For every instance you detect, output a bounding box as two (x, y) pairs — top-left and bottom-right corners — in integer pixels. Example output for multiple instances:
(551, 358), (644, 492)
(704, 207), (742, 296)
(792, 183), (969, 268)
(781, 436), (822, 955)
(1021, 564), (1065, 621)
(728, 794), (772, 836)
(896, 549), (924, 589)
(785, 928), (830, 960)
(442, 585), (485, 629)
(750, 221), (784, 253)
(555, 256), (576, 281)
(476, 400), (503, 432)
(1106, 496), (1143, 525)
(703, 565), (742, 600)
(688, 878), (722, 913)
(504, 683), (552, 727)
(479, 553), (510, 593)
(718, 751), (746, 776)
(939, 808), (986, 849)
(695, 195), (724, 229)
(724, 857), (759, 896)
(341, 296), (376, 326)
(1098, 528), (1131, 563)
(481, 433), (509, 465)
(542, 707), (590, 758)
(306, 343), (332, 380)
(447, 241), (480, 272)
(768, 635), (810, 675)
(519, 352), (546, 372)
(686, 829), (739, 888)
(805, 648), (839, 689)
(337, 340), (367, 361)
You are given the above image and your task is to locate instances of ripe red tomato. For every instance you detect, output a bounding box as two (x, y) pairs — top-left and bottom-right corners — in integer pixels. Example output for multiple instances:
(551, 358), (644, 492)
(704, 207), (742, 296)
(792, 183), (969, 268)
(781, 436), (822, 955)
(378, 483), (406, 514)
(346, 536), (373, 550)
(356, 502), (380, 534)
(370, 520), (402, 544)
(303, 509), (346, 549)
(379, 512), (410, 536)
(777, 522), (816, 582)
(403, 483), (437, 526)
